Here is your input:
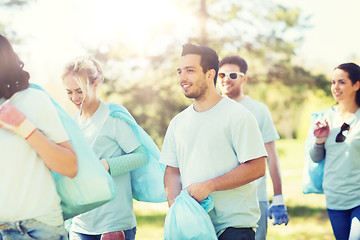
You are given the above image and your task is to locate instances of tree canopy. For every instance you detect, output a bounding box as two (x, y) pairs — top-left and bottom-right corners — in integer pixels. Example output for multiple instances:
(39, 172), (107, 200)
(1, 0), (334, 145)
(88, 0), (331, 144)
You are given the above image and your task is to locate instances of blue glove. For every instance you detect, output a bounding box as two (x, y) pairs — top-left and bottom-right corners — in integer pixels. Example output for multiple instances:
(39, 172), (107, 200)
(199, 195), (214, 212)
(267, 194), (289, 226)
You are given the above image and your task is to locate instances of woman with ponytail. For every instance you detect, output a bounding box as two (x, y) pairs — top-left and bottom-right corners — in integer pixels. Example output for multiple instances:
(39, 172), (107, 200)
(309, 62), (360, 240)
(62, 56), (149, 240)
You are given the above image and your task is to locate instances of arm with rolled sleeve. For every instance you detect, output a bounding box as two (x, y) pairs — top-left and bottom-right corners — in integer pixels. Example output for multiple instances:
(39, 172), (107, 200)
(101, 145), (149, 176)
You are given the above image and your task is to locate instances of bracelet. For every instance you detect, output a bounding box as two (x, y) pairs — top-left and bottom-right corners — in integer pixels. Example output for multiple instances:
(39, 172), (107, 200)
(25, 128), (37, 140)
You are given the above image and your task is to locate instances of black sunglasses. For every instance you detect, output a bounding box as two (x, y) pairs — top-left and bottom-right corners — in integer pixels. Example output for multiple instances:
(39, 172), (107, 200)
(335, 123), (350, 143)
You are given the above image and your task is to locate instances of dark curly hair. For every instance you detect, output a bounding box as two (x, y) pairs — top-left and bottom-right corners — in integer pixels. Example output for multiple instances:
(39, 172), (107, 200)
(0, 34), (30, 99)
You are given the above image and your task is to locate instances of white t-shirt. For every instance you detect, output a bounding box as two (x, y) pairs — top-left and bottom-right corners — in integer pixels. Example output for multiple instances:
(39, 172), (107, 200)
(239, 95), (280, 201)
(321, 106), (360, 210)
(70, 101), (140, 234)
(160, 97), (267, 233)
(0, 88), (69, 226)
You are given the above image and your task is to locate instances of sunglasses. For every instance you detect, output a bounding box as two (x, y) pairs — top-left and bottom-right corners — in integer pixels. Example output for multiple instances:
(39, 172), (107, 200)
(218, 72), (244, 80)
(335, 123), (350, 143)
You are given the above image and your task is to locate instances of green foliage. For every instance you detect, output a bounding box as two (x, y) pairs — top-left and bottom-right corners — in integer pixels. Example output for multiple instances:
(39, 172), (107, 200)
(95, 46), (191, 147)
(267, 6), (301, 29)
(0, 0), (34, 40)
(88, 0), (328, 143)
(2, 0), (332, 143)
(1, 0), (29, 7)
(296, 90), (334, 140)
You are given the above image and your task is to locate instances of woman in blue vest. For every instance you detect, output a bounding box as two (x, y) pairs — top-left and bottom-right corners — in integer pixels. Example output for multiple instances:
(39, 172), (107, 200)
(62, 56), (149, 240)
(310, 62), (360, 240)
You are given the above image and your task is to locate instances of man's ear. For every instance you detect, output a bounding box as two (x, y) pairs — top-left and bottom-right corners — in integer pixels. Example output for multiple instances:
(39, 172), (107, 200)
(206, 69), (216, 81)
(241, 75), (248, 84)
(354, 80), (360, 91)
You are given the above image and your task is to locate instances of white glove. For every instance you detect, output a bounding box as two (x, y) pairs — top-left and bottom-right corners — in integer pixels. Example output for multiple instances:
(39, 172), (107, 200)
(267, 194), (290, 225)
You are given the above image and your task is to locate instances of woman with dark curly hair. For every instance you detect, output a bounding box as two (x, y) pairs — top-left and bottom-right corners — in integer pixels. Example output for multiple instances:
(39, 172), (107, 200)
(0, 33), (78, 240)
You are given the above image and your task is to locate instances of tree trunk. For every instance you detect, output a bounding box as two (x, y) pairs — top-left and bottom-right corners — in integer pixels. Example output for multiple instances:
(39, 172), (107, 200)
(199, 0), (208, 45)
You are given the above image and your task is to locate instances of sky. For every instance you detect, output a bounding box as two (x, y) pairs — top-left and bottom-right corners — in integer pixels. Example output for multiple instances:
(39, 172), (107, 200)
(2, 0), (360, 86)
(275, 0), (360, 72)
(3, 0), (189, 86)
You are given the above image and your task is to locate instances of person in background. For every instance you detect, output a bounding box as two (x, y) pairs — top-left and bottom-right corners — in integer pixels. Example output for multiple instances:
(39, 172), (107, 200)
(218, 55), (289, 240)
(309, 62), (360, 240)
(159, 43), (267, 240)
(0, 33), (78, 239)
(62, 56), (149, 240)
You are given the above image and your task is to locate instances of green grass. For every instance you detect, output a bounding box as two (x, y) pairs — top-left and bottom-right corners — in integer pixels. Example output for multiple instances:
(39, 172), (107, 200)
(133, 201), (167, 240)
(133, 139), (335, 239)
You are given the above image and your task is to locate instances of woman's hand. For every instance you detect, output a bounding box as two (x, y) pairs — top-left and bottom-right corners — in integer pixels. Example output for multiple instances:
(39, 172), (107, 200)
(100, 159), (110, 171)
(0, 102), (36, 139)
(313, 119), (329, 144)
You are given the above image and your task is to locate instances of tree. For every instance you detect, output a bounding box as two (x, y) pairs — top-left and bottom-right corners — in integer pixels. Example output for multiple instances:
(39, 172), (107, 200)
(0, 0), (33, 39)
(90, 0), (326, 143)
(183, 0), (328, 138)
(1, 0), (29, 7)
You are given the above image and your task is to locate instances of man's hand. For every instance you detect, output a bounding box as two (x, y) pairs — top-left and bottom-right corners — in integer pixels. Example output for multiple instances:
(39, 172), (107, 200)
(187, 181), (213, 202)
(0, 102), (36, 139)
(267, 194), (289, 226)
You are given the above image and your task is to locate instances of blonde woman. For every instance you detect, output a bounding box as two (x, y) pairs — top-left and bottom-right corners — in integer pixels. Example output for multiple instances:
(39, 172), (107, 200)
(62, 56), (149, 240)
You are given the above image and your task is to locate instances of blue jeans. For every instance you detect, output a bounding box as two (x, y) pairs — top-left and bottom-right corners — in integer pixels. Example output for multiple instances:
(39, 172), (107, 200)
(327, 205), (360, 240)
(0, 219), (68, 240)
(255, 201), (268, 240)
(69, 227), (136, 240)
(218, 227), (255, 240)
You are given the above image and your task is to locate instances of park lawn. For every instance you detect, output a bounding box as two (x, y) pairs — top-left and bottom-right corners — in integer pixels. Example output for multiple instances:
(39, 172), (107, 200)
(266, 139), (334, 239)
(133, 201), (167, 240)
(133, 139), (335, 240)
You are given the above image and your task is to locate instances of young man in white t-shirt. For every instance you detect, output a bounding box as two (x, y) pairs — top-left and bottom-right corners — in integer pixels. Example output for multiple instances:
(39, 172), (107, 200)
(218, 55), (290, 240)
(159, 43), (267, 240)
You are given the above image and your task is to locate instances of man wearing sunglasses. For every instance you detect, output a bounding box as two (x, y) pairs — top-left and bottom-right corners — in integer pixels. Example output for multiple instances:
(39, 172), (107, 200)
(218, 56), (289, 240)
(160, 44), (268, 240)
